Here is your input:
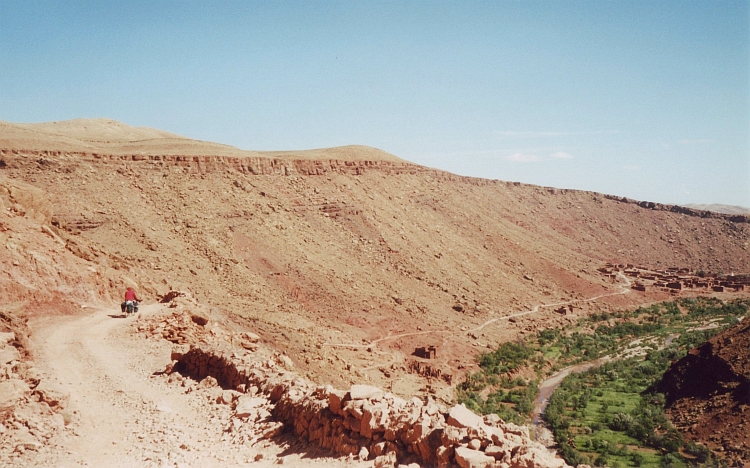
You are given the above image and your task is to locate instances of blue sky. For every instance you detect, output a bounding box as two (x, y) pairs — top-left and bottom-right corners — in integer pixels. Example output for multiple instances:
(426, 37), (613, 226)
(1, 1), (748, 206)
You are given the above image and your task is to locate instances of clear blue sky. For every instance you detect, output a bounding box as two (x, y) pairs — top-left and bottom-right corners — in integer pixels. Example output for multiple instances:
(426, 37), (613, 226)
(2, 1), (748, 206)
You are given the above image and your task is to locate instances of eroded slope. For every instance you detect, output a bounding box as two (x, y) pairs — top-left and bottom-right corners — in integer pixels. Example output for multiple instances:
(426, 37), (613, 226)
(658, 319), (750, 464)
(1, 119), (749, 399)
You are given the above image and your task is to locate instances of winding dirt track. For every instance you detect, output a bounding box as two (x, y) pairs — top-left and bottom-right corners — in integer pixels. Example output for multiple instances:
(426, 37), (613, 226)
(25, 304), (365, 468)
(325, 272), (633, 349)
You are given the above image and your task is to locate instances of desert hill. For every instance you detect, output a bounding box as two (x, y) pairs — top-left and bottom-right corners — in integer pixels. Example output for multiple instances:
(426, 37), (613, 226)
(0, 119), (405, 162)
(657, 318), (750, 464)
(0, 118), (748, 465)
(1, 118), (749, 393)
(683, 203), (750, 215)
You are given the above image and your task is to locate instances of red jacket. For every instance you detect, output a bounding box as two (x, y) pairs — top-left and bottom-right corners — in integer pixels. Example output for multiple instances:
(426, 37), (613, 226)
(124, 289), (139, 301)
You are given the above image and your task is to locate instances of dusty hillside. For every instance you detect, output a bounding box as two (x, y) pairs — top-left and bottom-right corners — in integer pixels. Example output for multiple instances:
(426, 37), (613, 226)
(1, 118), (749, 466)
(657, 319), (750, 465)
(1, 119), (749, 396)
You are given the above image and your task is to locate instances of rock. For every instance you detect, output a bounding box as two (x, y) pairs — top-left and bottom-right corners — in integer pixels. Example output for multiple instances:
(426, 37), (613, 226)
(512, 444), (567, 468)
(371, 441), (387, 457)
(469, 424), (495, 442)
(345, 399), (365, 419)
(484, 445), (506, 460)
(199, 376), (218, 388)
(242, 331), (260, 342)
(436, 445), (454, 463)
(241, 340), (258, 351)
(327, 386), (346, 415)
(350, 384), (383, 400)
(32, 380), (68, 409)
(358, 446), (369, 461)
(171, 344), (190, 361)
(454, 446), (495, 468)
(468, 438), (481, 450)
(0, 379), (28, 407)
(483, 413), (502, 426)
(0, 332), (15, 345)
(190, 312), (209, 326)
(12, 426), (40, 452)
(235, 395), (267, 418)
(0, 345), (20, 365)
(447, 404), (483, 429)
(208, 386), (224, 403)
(442, 425), (467, 446)
(218, 389), (238, 405)
(373, 452), (397, 468)
(277, 355), (294, 370)
(18, 441), (42, 452)
(404, 419), (430, 444)
(50, 412), (66, 430)
(262, 422), (283, 439)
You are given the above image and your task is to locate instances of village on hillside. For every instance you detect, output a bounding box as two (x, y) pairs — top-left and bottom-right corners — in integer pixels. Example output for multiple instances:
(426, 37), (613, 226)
(599, 263), (749, 293)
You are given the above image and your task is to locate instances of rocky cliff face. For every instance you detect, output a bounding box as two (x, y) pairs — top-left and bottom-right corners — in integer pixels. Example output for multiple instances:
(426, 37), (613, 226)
(657, 319), (750, 464)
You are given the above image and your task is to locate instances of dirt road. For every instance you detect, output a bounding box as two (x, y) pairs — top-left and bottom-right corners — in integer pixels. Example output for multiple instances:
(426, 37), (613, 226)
(23, 304), (366, 468)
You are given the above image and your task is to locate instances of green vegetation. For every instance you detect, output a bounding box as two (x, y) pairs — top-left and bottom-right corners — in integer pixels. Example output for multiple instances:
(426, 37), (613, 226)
(456, 297), (749, 467)
(546, 350), (709, 467)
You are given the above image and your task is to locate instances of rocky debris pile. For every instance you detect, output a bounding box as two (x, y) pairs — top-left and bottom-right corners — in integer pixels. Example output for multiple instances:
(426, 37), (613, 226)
(170, 345), (569, 468)
(158, 290), (185, 303)
(136, 310), (209, 345)
(657, 318), (750, 464)
(162, 370), (284, 450)
(135, 292), (212, 345)
(0, 331), (70, 465)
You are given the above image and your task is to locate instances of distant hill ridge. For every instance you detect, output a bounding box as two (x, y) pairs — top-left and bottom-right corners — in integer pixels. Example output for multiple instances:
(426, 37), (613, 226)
(1, 118), (747, 225)
(682, 203), (750, 215)
(0, 118), (405, 162)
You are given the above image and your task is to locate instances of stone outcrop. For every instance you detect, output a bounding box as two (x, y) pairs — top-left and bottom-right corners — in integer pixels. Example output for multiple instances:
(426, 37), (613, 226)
(172, 345), (569, 468)
(0, 329), (69, 460)
(657, 318), (750, 465)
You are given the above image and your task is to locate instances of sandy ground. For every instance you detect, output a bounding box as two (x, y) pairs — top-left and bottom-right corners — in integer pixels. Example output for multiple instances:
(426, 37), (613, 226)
(23, 303), (368, 468)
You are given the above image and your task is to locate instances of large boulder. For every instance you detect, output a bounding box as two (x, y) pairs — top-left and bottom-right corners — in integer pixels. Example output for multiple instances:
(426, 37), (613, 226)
(350, 384), (383, 400)
(454, 446), (495, 468)
(447, 403), (483, 429)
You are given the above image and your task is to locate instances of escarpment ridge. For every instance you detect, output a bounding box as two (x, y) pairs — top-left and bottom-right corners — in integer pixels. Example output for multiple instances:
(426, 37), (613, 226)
(0, 118), (406, 162)
(1, 118), (746, 224)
